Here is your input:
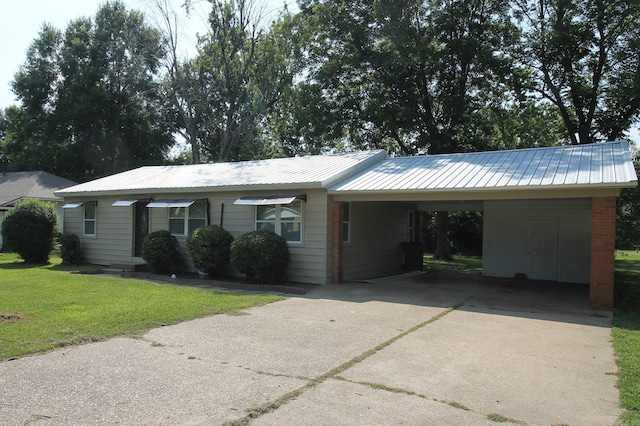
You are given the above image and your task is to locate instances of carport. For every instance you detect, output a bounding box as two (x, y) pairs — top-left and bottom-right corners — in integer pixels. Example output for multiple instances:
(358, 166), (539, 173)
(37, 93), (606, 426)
(328, 141), (638, 310)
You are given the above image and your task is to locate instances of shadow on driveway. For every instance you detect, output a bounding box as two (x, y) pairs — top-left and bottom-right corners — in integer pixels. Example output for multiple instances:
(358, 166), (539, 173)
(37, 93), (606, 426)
(301, 268), (605, 327)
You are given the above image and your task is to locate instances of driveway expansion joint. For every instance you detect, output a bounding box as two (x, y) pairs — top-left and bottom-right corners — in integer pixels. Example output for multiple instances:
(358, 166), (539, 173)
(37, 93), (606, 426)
(224, 298), (469, 425)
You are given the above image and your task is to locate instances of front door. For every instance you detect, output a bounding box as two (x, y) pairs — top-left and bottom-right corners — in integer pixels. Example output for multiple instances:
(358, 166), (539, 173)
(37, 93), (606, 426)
(134, 201), (149, 257)
(526, 218), (558, 281)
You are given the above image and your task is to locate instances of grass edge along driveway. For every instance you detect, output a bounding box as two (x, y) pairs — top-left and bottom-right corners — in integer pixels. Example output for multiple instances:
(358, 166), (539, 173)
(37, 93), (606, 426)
(0, 253), (283, 361)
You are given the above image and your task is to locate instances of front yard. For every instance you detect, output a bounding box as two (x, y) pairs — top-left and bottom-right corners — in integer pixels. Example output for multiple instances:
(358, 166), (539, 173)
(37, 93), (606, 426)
(0, 253), (282, 361)
(1, 251), (639, 422)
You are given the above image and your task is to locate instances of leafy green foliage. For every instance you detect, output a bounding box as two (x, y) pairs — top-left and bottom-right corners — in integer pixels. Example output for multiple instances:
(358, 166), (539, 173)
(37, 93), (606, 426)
(617, 156), (640, 250)
(58, 233), (84, 265)
(279, 0), (527, 156)
(517, 0), (640, 144)
(422, 211), (483, 257)
(186, 225), (233, 277)
(230, 230), (290, 284)
(4, 2), (173, 181)
(1, 199), (58, 263)
(162, 0), (295, 164)
(142, 230), (183, 275)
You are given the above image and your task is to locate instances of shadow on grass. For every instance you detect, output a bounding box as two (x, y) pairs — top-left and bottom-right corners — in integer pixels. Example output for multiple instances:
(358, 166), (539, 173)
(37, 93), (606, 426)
(614, 255), (640, 331)
(0, 255), (96, 273)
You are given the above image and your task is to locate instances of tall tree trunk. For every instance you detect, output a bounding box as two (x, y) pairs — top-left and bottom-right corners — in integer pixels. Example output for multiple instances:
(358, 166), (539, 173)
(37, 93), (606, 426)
(433, 211), (452, 261)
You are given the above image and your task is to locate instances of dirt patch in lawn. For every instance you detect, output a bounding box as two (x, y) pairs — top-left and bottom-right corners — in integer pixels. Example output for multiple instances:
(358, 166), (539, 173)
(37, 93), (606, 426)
(0, 312), (25, 323)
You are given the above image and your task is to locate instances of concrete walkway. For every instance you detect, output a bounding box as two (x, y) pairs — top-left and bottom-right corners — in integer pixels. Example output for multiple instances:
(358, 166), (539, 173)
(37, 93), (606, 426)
(0, 270), (620, 425)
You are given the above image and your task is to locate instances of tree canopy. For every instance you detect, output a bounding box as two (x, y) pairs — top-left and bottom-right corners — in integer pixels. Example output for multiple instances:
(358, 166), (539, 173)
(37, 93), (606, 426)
(2, 1), (173, 181)
(0, 0), (638, 172)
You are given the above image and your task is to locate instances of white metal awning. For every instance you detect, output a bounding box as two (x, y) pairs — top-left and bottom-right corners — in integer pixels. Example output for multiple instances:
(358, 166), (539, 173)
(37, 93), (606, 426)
(147, 199), (196, 208)
(233, 195), (305, 206)
(112, 199), (138, 207)
(62, 201), (87, 209)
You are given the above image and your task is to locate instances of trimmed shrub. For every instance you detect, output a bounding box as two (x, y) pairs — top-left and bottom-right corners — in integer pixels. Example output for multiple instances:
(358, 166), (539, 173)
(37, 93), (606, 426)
(186, 225), (233, 278)
(1, 198), (58, 263)
(59, 233), (84, 265)
(142, 230), (183, 274)
(230, 230), (290, 284)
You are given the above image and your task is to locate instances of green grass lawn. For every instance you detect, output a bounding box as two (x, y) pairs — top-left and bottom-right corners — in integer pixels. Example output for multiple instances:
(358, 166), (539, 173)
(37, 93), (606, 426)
(613, 250), (640, 425)
(0, 253), (283, 361)
(423, 253), (483, 272)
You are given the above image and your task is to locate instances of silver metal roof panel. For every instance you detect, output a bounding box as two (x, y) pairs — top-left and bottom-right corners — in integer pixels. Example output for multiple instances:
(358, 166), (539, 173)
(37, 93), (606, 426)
(329, 141), (637, 193)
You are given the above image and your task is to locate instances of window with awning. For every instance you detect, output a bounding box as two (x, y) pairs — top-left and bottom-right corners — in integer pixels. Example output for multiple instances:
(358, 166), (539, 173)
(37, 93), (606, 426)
(236, 198), (303, 244)
(147, 199), (208, 236)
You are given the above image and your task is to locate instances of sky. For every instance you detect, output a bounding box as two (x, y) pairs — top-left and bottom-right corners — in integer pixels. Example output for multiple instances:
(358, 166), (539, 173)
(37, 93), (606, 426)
(0, 0), (293, 108)
(1, 1), (638, 144)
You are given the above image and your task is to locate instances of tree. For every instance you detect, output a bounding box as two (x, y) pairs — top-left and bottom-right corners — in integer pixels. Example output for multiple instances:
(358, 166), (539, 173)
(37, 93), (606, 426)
(153, 0), (209, 164)
(288, 0), (520, 259)
(617, 151), (640, 249)
(155, 0), (295, 164)
(517, 0), (640, 144)
(195, 0), (292, 162)
(4, 1), (174, 181)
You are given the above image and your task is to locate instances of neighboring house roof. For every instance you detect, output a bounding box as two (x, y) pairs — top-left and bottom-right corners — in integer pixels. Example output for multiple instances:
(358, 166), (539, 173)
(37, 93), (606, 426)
(0, 171), (78, 209)
(56, 150), (388, 197)
(328, 141), (638, 194)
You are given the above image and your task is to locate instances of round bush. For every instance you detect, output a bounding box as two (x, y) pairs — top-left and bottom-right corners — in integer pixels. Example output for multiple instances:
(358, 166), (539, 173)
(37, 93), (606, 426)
(142, 230), (183, 274)
(59, 233), (84, 265)
(1, 198), (58, 263)
(230, 231), (290, 284)
(186, 225), (233, 277)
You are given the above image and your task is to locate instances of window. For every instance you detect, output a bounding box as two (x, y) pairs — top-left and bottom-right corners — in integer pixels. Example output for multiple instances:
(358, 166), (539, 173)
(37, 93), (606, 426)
(343, 202), (350, 243)
(83, 202), (97, 236)
(256, 201), (302, 243)
(169, 203), (207, 236)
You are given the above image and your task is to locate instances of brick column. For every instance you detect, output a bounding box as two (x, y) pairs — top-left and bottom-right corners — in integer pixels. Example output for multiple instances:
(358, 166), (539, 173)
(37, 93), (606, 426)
(590, 197), (617, 310)
(332, 201), (344, 283)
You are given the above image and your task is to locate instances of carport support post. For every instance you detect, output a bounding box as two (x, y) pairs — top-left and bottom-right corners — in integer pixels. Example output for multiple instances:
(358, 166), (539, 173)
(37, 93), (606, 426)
(590, 196), (617, 310)
(332, 201), (344, 283)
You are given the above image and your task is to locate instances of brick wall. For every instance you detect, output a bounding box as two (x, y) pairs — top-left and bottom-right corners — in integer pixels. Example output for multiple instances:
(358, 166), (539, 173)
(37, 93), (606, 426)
(590, 196), (617, 310)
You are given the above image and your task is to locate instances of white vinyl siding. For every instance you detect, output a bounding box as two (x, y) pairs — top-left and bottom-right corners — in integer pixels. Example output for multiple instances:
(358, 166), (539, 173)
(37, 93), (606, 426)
(227, 190), (326, 284)
(483, 198), (592, 283)
(149, 189), (329, 284)
(63, 197), (134, 266)
(342, 201), (414, 281)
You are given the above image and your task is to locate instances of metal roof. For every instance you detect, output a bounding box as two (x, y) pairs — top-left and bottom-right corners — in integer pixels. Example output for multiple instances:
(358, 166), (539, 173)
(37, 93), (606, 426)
(328, 141), (637, 194)
(56, 150), (387, 196)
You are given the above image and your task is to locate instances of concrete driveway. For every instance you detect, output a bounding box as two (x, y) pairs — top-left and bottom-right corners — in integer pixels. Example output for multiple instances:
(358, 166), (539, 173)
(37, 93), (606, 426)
(0, 270), (620, 425)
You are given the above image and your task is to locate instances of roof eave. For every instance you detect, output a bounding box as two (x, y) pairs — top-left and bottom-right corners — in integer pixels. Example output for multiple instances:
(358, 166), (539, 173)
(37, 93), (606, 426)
(328, 181), (638, 196)
(55, 182), (326, 198)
